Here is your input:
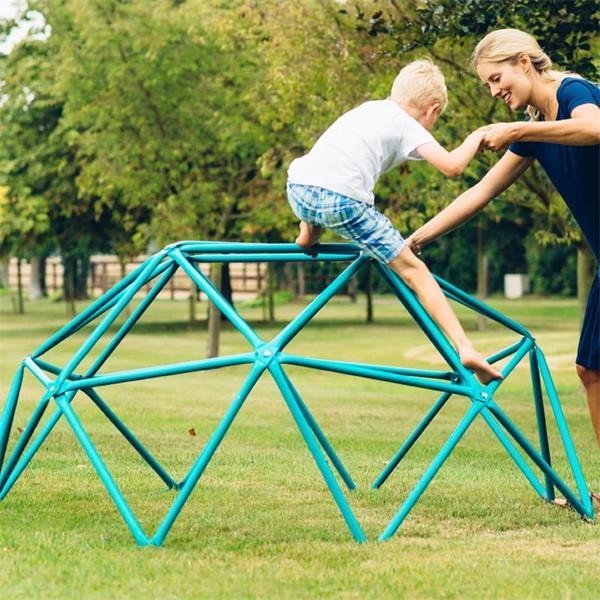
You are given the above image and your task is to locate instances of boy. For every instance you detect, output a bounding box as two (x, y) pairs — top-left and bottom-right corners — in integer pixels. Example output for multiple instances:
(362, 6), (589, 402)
(287, 59), (501, 383)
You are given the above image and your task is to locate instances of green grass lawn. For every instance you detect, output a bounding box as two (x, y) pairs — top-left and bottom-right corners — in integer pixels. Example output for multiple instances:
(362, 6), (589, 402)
(0, 291), (598, 598)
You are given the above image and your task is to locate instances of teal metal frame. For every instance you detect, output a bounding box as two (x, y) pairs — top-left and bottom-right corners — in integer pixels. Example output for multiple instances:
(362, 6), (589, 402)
(0, 241), (593, 545)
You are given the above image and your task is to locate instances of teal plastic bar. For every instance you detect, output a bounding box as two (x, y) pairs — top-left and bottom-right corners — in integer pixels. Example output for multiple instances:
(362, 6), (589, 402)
(0, 241), (590, 545)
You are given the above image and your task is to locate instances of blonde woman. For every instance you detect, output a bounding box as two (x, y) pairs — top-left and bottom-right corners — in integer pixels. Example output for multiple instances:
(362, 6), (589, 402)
(407, 29), (600, 449)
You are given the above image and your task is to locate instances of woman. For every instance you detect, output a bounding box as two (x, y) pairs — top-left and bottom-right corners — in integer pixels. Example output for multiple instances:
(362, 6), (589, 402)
(407, 29), (600, 448)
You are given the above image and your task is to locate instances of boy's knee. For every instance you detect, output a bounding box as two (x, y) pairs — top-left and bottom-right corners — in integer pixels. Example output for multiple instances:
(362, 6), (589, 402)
(576, 364), (600, 387)
(389, 247), (425, 285)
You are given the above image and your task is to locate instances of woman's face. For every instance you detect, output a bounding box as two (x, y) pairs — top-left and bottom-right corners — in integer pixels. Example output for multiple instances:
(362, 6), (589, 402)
(476, 57), (532, 111)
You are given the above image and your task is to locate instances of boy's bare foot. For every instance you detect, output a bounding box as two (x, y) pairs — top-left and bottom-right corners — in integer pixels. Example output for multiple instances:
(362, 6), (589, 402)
(458, 344), (503, 384)
(295, 221), (322, 249)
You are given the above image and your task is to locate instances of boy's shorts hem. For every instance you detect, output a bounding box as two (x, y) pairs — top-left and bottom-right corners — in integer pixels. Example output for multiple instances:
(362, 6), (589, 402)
(287, 182), (404, 264)
(576, 271), (600, 371)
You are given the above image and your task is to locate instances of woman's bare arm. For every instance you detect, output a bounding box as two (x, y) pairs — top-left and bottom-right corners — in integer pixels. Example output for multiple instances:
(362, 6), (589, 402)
(481, 104), (600, 151)
(408, 151), (533, 249)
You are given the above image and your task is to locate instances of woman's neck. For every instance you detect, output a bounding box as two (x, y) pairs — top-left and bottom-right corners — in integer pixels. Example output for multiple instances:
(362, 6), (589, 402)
(528, 77), (564, 121)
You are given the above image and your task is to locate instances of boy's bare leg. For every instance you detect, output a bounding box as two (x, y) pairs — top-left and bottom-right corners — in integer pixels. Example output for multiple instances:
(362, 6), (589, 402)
(296, 221), (322, 249)
(387, 246), (502, 384)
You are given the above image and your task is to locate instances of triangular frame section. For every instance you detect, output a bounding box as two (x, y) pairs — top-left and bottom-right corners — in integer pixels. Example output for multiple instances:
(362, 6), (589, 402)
(0, 241), (593, 546)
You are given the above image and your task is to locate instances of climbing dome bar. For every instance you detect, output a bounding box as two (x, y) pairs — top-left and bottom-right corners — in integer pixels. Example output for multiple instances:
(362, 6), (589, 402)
(0, 241), (593, 545)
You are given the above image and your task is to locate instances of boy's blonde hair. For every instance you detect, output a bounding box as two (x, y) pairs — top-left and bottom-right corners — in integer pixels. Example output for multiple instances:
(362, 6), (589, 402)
(471, 29), (575, 120)
(390, 59), (448, 113)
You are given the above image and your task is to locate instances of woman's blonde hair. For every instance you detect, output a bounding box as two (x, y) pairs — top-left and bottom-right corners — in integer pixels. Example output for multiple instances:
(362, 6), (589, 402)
(390, 59), (448, 113)
(471, 28), (574, 120)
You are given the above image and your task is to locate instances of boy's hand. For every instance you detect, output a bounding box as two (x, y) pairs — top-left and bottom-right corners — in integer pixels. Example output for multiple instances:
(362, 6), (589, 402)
(405, 235), (422, 256)
(480, 122), (519, 152)
(465, 129), (488, 153)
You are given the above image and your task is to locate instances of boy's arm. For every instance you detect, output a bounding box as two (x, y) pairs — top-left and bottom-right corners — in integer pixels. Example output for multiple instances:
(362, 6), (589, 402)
(416, 130), (486, 177)
(408, 150), (533, 249)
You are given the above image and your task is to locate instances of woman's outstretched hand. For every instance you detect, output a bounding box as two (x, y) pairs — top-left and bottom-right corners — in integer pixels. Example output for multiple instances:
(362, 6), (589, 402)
(478, 122), (520, 152)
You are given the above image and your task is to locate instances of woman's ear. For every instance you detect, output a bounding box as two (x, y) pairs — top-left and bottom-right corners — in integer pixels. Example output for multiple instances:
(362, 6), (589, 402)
(518, 52), (531, 72)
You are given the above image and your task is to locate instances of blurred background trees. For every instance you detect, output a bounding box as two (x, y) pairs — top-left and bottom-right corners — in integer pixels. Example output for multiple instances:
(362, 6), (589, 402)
(0, 0), (597, 312)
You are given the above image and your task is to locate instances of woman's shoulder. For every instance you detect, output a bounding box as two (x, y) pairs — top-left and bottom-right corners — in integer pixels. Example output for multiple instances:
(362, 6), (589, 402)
(557, 76), (600, 102)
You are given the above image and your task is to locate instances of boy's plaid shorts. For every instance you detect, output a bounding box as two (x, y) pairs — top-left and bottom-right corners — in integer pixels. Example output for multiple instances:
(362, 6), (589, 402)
(287, 182), (405, 264)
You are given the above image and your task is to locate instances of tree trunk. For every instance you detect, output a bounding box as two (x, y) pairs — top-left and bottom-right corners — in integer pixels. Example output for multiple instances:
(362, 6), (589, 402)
(220, 262), (233, 321)
(16, 258), (24, 314)
(577, 244), (595, 325)
(347, 276), (357, 303)
(189, 277), (197, 325)
(75, 254), (90, 300)
(118, 258), (130, 317)
(206, 263), (222, 358)
(283, 262), (295, 296)
(63, 255), (76, 316)
(39, 255), (47, 297)
(365, 260), (373, 323)
(0, 256), (10, 288)
(297, 263), (305, 298)
(28, 257), (43, 300)
(267, 262), (275, 323)
(476, 224), (489, 331)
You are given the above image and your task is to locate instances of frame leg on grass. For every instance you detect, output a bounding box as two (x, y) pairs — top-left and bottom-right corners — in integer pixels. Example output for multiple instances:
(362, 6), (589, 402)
(485, 402), (591, 518)
(480, 408), (547, 499)
(55, 393), (149, 545)
(373, 390), (453, 490)
(0, 367), (24, 471)
(269, 361), (366, 543)
(150, 363), (265, 546)
(535, 348), (592, 515)
(529, 349), (555, 501)
(279, 368), (356, 491)
(84, 388), (179, 490)
(379, 402), (482, 541)
(0, 392), (52, 494)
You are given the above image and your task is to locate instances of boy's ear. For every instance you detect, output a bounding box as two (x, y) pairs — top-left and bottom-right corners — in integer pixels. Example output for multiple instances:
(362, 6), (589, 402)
(426, 103), (441, 119)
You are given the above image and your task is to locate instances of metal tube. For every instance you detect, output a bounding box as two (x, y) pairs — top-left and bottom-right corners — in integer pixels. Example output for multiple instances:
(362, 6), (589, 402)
(279, 368), (356, 490)
(186, 252), (358, 263)
(83, 388), (179, 490)
(435, 275), (532, 338)
(55, 394), (149, 545)
(0, 367), (24, 471)
(281, 354), (454, 380)
(529, 349), (554, 500)
(379, 402), (482, 541)
(150, 363), (265, 546)
(535, 348), (592, 516)
(178, 242), (361, 255)
(487, 339), (529, 365)
(480, 408), (547, 499)
(281, 354), (470, 396)
(487, 400), (591, 517)
(86, 264), (177, 376)
(170, 248), (263, 349)
(375, 262), (469, 379)
(0, 405), (62, 500)
(268, 361), (366, 543)
(62, 353), (255, 392)
(31, 257), (168, 359)
(0, 392), (52, 493)
(372, 391), (453, 489)
(272, 255), (369, 351)
(55, 252), (167, 388)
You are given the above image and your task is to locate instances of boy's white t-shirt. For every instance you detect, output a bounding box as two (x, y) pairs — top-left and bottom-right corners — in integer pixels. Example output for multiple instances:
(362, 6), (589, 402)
(287, 99), (435, 205)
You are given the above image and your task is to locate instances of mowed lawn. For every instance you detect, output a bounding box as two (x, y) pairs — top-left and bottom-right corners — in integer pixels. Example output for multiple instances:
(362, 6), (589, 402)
(0, 290), (598, 598)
